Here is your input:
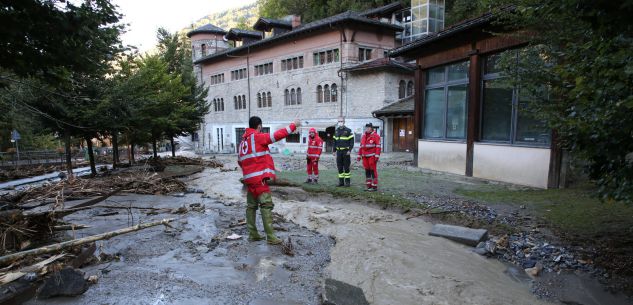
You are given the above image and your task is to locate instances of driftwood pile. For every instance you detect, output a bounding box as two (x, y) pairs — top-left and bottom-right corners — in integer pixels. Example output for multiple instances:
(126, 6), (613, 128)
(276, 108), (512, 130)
(148, 156), (223, 171)
(0, 163), (86, 182)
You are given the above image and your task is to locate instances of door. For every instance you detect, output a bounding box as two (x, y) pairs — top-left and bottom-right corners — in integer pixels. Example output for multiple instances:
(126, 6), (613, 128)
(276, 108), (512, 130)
(392, 117), (415, 152)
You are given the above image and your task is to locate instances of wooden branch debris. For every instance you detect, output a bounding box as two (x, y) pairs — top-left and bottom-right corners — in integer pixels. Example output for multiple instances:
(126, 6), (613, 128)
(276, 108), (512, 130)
(0, 253), (66, 285)
(53, 224), (91, 231)
(0, 218), (174, 266)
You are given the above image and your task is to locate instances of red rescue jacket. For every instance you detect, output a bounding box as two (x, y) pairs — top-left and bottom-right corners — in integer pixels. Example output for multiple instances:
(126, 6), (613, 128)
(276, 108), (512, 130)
(359, 131), (381, 158)
(238, 123), (296, 184)
(306, 134), (323, 160)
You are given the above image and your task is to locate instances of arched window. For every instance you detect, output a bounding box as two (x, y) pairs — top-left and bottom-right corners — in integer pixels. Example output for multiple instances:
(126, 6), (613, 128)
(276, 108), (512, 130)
(290, 89), (296, 105)
(201, 44), (207, 57)
(316, 85), (323, 103)
(297, 88), (302, 104)
(407, 80), (414, 97)
(331, 84), (337, 102)
(267, 92), (272, 107)
(242, 95), (246, 109)
(284, 89), (290, 106)
(398, 80), (406, 99)
(234, 96), (238, 109)
(221, 98), (224, 111)
(324, 84), (330, 103)
(257, 93), (262, 108)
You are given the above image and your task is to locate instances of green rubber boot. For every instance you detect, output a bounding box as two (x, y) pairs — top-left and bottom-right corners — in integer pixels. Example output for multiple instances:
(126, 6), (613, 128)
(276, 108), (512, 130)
(246, 192), (263, 241)
(261, 208), (282, 245)
(246, 208), (263, 241)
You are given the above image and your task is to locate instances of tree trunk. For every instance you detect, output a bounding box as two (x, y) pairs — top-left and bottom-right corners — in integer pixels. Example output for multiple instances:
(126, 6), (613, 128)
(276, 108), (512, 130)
(129, 142), (135, 165)
(85, 137), (96, 176)
(112, 131), (119, 169)
(170, 136), (176, 157)
(64, 129), (73, 177)
(152, 138), (158, 158)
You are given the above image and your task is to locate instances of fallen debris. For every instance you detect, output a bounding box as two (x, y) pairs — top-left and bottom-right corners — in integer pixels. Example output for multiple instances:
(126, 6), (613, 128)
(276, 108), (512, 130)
(37, 267), (89, 299)
(282, 237), (295, 256)
(226, 234), (242, 240)
(0, 218), (174, 266)
(429, 224), (489, 247)
(322, 278), (370, 305)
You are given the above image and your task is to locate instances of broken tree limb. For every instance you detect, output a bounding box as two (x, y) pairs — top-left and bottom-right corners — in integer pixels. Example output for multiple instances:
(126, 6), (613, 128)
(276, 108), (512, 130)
(53, 224), (91, 231)
(0, 253), (66, 285)
(0, 218), (174, 266)
(69, 187), (123, 209)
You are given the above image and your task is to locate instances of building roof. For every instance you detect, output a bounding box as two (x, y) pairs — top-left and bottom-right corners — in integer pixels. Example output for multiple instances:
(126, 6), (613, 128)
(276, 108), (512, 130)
(390, 11), (496, 58)
(187, 24), (227, 37)
(373, 96), (414, 117)
(359, 2), (405, 18)
(253, 17), (293, 31)
(225, 28), (263, 41)
(342, 57), (415, 74)
(194, 11), (403, 65)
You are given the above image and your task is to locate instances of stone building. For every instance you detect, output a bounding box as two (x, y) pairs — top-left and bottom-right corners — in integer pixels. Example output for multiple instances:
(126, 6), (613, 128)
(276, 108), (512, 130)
(188, 4), (418, 154)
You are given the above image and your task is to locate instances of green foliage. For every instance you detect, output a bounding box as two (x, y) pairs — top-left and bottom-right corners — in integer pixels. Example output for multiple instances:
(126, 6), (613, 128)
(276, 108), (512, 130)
(187, 3), (258, 33)
(257, 0), (399, 23)
(488, 1), (633, 202)
(0, 0), (124, 84)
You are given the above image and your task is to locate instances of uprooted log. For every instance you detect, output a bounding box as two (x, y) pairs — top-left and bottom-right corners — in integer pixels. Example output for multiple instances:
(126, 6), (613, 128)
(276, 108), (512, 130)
(0, 218), (174, 267)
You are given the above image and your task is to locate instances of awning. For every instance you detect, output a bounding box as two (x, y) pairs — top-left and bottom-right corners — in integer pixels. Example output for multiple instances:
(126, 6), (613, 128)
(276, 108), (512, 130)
(373, 96), (414, 117)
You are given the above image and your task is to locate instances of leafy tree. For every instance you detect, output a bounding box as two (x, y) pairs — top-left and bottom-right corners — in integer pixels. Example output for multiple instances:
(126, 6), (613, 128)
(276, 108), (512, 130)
(0, 0), (124, 84)
(156, 29), (209, 157)
(257, 0), (398, 23)
(489, 1), (633, 201)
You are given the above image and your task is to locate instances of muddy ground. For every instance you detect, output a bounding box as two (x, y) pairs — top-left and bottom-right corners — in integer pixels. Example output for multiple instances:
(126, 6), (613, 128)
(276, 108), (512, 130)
(23, 176), (333, 305)
(7, 153), (631, 305)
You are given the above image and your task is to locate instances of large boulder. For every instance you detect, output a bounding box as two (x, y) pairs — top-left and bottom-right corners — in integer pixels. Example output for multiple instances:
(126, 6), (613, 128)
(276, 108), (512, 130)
(429, 224), (488, 247)
(322, 278), (369, 305)
(37, 267), (89, 298)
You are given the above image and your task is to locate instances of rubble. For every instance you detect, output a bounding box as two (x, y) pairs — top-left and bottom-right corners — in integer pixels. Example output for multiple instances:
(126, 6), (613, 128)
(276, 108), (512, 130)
(322, 278), (370, 305)
(37, 267), (89, 298)
(429, 224), (488, 247)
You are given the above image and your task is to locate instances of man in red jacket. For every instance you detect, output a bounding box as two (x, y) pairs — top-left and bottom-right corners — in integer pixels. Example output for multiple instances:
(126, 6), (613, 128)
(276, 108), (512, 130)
(238, 116), (301, 244)
(305, 127), (323, 184)
(357, 123), (381, 191)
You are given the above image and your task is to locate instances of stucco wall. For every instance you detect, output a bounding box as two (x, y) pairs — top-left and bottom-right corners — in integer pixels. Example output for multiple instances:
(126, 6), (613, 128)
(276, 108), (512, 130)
(472, 144), (551, 188)
(418, 141), (467, 175)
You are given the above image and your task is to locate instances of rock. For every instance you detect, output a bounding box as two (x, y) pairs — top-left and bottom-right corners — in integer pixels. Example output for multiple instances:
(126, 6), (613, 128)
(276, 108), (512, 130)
(282, 262), (301, 271)
(171, 192), (185, 197)
(485, 241), (497, 254)
(473, 247), (488, 255)
(525, 263), (543, 278)
(323, 278), (370, 305)
(37, 268), (89, 298)
(496, 235), (509, 249)
(429, 224), (488, 247)
(522, 259), (537, 269)
(87, 275), (98, 284)
(185, 187), (204, 194)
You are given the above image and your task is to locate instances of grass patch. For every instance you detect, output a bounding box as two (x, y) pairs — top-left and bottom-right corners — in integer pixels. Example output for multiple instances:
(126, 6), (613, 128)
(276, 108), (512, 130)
(277, 168), (419, 211)
(456, 186), (633, 238)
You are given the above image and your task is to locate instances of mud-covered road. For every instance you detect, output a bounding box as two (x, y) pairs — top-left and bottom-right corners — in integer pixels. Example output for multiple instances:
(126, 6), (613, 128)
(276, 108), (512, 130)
(199, 159), (550, 305)
(25, 169), (333, 305)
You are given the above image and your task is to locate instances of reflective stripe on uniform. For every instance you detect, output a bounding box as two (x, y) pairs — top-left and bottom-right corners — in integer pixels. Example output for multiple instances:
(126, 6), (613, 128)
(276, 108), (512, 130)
(239, 151), (270, 161)
(307, 154), (320, 157)
(338, 135), (354, 140)
(336, 147), (350, 150)
(361, 144), (377, 148)
(362, 153), (376, 157)
(243, 168), (276, 180)
(308, 146), (322, 149)
(286, 126), (292, 134)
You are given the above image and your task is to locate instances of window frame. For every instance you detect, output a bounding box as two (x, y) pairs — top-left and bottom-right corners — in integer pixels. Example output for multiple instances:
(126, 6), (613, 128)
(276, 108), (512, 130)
(479, 52), (551, 147)
(423, 61), (469, 141)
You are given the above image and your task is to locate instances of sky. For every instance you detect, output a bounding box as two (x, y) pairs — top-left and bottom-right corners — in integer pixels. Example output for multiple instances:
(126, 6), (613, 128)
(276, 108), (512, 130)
(111, 0), (256, 52)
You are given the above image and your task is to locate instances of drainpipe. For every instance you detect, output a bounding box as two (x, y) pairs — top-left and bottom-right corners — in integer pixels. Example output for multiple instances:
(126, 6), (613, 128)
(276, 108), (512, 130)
(339, 28), (344, 117)
(247, 46), (251, 118)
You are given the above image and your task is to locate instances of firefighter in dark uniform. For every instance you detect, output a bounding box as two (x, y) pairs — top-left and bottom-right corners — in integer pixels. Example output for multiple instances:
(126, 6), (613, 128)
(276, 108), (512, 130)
(332, 116), (354, 187)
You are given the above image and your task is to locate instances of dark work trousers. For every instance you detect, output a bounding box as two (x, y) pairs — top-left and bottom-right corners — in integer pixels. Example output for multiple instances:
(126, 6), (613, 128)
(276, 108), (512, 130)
(336, 149), (351, 184)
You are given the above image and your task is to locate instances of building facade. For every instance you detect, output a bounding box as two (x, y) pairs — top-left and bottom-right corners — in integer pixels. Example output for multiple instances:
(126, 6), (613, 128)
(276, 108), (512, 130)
(390, 11), (562, 188)
(189, 6), (418, 155)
